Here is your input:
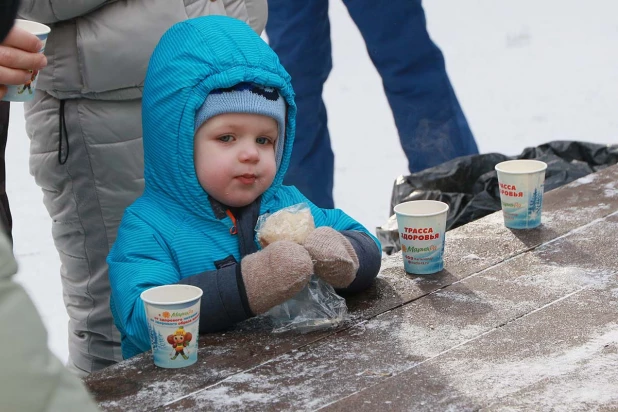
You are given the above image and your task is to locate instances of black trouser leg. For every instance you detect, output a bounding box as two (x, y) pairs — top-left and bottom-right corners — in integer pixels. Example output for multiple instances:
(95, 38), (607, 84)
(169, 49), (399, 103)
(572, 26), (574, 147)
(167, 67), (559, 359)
(0, 101), (11, 242)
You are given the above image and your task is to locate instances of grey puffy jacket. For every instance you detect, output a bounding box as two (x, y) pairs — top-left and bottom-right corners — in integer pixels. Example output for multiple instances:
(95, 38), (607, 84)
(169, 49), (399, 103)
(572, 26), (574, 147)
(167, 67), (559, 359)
(18, 0), (268, 100)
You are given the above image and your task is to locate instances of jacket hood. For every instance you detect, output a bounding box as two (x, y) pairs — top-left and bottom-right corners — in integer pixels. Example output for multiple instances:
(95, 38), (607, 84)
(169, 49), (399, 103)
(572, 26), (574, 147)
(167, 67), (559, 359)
(141, 16), (296, 219)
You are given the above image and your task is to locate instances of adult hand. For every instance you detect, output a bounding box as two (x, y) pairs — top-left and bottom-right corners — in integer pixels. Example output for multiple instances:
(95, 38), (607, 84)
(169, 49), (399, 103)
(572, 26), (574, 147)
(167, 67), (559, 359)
(0, 26), (47, 99)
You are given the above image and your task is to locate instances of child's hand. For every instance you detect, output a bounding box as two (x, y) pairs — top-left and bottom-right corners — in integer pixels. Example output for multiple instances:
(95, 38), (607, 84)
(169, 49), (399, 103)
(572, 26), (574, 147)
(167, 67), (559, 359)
(241, 241), (313, 315)
(303, 227), (359, 288)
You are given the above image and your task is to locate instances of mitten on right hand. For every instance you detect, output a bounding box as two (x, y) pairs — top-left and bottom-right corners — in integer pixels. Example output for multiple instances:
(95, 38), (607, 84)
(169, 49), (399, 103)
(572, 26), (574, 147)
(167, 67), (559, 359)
(303, 226), (359, 289)
(241, 240), (313, 315)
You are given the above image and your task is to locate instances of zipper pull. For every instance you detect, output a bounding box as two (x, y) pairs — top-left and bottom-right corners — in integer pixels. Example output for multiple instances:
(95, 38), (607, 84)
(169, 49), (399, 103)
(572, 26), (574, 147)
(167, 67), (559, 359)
(225, 209), (238, 235)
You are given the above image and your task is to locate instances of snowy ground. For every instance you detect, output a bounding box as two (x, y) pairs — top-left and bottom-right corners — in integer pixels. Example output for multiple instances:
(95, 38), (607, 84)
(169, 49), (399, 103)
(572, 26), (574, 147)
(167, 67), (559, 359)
(7, 0), (618, 364)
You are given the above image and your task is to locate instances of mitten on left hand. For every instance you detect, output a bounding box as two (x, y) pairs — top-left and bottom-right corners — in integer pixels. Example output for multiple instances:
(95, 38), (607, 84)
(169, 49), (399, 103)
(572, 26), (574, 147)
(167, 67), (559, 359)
(303, 226), (359, 288)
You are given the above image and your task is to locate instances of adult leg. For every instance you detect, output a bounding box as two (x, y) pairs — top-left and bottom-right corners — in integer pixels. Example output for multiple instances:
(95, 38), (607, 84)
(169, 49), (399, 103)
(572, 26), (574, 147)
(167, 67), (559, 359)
(343, 0), (479, 173)
(266, 0), (335, 208)
(0, 102), (11, 241)
(24, 92), (144, 375)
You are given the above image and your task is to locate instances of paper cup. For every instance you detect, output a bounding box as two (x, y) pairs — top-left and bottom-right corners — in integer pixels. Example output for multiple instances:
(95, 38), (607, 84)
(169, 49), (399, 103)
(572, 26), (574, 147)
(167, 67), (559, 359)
(141, 285), (203, 368)
(394, 200), (449, 275)
(495, 160), (547, 229)
(1, 19), (50, 102)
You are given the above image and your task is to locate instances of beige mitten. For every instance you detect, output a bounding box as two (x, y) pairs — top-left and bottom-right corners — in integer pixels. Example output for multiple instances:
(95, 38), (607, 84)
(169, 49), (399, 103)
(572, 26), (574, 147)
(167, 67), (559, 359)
(303, 227), (359, 288)
(241, 240), (313, 315)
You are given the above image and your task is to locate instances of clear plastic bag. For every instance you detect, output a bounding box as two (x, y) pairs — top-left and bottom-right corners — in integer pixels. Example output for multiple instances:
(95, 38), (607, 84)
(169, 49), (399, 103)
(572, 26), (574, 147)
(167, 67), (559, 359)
(265, 274), (347, 333)
(255, 203), (348, 333)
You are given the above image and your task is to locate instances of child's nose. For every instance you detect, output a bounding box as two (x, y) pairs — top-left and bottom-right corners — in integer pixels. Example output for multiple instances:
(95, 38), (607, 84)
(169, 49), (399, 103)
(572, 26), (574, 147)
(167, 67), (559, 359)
(239, 143), (259, 162)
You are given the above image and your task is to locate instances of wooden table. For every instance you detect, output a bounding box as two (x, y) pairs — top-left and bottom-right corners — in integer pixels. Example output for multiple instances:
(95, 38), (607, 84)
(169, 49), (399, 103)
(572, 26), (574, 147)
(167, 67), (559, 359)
(84, 164), (618, 411)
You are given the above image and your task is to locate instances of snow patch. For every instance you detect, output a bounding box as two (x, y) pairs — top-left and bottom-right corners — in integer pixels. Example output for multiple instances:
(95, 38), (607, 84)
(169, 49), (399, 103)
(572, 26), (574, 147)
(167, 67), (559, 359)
(509, 260), (615, 293)
(604, 182), (618, 197)
(568, 173), (596, 187)
(377, 253), (404, 273)
(394, 323), (488, 358)
(541, 204), (612, 227)
(463, 254), (483, 260)
(436, 289), (487, 304)
(194, 385), (279, 409)
(443, 326), (618, 410)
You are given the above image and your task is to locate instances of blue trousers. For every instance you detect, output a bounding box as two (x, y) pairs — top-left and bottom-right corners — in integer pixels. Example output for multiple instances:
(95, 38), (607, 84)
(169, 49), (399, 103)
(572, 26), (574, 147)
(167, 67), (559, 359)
(267, 0), (479, 208)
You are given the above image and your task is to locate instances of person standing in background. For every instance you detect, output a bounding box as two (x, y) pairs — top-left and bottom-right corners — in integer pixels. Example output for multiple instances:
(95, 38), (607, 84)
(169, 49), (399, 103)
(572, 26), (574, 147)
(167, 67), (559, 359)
(266, 0), (479, 208)
(0, 2), (100, 408)
(18, 0), (267, 376)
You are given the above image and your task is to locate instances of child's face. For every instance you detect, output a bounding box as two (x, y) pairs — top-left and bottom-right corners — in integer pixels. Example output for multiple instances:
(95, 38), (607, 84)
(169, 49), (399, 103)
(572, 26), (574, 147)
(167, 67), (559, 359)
(194, 112), (279, 208)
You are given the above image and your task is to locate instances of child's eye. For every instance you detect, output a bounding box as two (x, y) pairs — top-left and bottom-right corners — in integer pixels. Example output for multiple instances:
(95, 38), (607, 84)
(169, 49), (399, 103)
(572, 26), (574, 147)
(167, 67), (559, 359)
(256, 137), (272, 145)
(218, 135), (233, 142)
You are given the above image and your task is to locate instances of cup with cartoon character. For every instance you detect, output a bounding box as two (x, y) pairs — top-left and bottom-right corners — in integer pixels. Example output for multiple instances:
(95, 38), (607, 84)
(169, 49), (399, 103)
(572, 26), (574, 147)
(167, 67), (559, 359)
(141, 285), (203, 368)
(395, 200), (449, 275)
(1, 19), (50, 102)
(495, 160), (547, 229)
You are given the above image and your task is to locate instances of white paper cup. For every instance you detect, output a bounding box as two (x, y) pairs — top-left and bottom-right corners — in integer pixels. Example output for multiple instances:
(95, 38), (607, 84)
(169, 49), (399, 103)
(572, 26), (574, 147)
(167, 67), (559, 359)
(394, 200), (449, 275)
(141, 285), (203, 368)
(1, 19), (50, 102)
(495, 160), (547, 229)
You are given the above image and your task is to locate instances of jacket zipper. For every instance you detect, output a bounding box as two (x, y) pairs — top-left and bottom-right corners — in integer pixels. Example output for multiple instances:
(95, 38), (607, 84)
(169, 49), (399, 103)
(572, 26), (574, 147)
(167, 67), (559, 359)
(225, 209), (238, 235)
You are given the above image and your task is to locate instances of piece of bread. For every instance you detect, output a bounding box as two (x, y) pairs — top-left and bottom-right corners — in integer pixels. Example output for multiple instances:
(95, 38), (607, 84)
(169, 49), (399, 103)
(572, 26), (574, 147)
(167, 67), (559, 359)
(258, 208), (315, 247)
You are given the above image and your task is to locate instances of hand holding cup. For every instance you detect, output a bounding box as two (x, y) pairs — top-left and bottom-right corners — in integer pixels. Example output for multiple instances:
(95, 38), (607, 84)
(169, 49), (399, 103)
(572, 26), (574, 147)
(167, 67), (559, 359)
(0, 21), (49, 101)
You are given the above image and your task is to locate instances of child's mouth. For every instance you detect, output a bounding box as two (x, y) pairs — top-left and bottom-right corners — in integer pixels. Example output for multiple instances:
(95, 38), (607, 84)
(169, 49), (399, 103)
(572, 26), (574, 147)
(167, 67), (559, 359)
(236, 174), (257, 184)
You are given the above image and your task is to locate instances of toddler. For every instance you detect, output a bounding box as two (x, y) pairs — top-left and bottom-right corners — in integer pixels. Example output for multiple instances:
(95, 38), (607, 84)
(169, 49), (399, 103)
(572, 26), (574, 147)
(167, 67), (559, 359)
(108, 16), (382, 359)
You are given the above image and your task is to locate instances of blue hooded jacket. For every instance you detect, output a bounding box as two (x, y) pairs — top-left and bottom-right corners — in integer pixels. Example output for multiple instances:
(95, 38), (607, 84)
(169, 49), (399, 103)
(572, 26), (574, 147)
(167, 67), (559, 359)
(108, 16), (381, 359)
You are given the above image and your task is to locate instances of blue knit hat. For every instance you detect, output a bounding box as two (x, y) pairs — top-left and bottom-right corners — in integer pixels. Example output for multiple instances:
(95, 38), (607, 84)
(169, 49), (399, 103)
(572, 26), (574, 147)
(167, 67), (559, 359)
(195, 83), (287, 168)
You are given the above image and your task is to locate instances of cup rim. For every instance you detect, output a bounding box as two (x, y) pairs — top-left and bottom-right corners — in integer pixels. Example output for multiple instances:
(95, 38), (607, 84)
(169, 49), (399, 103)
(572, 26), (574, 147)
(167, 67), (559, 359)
(141, 284), (203, 306)
(14, 19), (51, 36)
(495, 159), (547, 174)
(394, 200), (449, 217)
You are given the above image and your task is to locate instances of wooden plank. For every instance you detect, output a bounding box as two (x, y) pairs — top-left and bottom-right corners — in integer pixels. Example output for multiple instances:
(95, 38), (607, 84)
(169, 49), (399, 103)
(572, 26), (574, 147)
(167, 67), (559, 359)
(325, 217), (618, 411)
(161, 210), (618, 410)
(323, 285), (618, 412)
(84, 165), (618, 410)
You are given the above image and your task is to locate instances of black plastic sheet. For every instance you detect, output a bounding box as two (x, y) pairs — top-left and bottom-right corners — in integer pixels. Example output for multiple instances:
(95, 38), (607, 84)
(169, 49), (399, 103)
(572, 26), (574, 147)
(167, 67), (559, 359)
(377, 141), (618, 254)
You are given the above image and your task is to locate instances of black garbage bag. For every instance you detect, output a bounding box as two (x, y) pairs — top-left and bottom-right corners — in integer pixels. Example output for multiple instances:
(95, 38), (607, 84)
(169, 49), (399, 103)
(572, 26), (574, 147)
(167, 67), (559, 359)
(377, 141), (618, 254)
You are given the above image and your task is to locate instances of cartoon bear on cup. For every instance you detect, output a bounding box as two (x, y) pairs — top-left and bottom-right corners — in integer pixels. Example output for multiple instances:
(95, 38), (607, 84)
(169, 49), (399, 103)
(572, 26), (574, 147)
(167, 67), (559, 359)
(167, 326), (192, 360)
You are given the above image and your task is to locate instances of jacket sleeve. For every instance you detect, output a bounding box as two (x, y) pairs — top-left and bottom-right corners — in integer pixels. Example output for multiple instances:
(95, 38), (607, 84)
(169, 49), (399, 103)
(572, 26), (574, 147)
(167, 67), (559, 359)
(108, 210), (251, 355)
(178, 262), (254, 331)
(18, 0), (114, 24)
(0, 233), (100, 412)
(277, 186), (383, 293)
(338, 230), (382, 294)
